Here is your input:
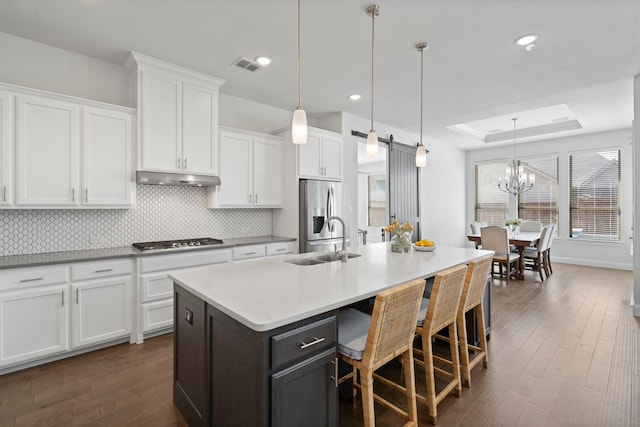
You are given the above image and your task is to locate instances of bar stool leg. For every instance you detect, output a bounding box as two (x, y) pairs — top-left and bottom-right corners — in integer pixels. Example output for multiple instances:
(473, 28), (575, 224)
(449, 323), (462, 397)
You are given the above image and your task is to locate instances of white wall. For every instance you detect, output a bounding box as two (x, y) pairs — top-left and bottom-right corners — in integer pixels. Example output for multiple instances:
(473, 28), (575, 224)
(340, 112), (467, 249)
(466, 128), (634, 270)
(0, 32), (129, 106)
(633, 74), (639, 315)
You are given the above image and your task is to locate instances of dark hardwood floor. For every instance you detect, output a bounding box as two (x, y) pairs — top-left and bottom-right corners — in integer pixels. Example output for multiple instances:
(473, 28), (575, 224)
(0, 263), (637, 426)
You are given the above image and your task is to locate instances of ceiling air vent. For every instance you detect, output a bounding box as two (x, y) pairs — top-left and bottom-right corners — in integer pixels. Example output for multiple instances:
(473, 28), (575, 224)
(233, 57), (260, 72)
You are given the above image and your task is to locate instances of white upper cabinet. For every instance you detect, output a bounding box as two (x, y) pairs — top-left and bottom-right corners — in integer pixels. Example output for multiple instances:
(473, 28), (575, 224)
(15, 95), (80, 206)
(82, 107), (133, 206)
(0, 91), (13, 206)
(128, 52), (224, 176)
(296, 127), (343, 181)
(214, 128), (283, 208)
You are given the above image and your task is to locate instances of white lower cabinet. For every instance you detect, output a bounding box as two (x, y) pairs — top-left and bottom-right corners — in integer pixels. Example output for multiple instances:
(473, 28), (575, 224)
(71, 277), (131, 348)
(231, 242), (294, 262)
(136, 248), (231, 342)
(0, 258), (133, 370)
(0, 284), (69, 367)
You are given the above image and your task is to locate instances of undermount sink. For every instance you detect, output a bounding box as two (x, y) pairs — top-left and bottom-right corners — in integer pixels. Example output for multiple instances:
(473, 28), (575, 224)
(313, 253), (361, 262)
(283, 252), (362, 266)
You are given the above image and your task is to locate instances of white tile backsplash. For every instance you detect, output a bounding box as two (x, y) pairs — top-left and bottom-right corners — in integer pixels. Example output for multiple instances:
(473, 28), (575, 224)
(0, 185), (272, 256)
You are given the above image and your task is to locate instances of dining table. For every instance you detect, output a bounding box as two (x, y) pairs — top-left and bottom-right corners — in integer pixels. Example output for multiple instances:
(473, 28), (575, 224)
(467, 231), (541, 280)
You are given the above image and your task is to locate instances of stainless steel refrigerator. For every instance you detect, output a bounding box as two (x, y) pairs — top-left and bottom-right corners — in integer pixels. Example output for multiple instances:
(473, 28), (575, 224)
(299, 179), (349, 253)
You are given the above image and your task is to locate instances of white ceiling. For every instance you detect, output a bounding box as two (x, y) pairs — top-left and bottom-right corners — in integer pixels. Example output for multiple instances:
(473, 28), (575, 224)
(1, 0), (638, 150)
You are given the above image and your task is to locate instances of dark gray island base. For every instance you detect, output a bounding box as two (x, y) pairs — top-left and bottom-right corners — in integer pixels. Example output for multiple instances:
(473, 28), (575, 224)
(174, 284), (338, 427)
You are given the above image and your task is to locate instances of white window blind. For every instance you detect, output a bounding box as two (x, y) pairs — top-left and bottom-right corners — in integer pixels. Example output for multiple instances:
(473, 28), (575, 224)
(569, 149), (620, 240)
(475, 161), (509, 225)
(518, 156), (558, 230)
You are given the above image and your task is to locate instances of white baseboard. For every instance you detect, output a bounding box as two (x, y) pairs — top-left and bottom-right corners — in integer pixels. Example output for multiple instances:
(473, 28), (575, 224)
(551, 256), (633, 271)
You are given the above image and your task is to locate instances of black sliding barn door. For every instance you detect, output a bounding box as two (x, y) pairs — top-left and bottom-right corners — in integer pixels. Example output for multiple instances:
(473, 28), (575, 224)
(388, 138), (421, 242)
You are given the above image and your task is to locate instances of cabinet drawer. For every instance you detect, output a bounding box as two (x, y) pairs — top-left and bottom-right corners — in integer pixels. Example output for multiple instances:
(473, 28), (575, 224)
(271, 316), (336, 370)
(266, 242), (293, 257)
(71, 258), (132, 281)
(140, 299), (174, 332)
(140, 273), (174, 303)
(138, 249), (230, 273)
(0, 266), (69, 291)
(232, 245), (265, 261)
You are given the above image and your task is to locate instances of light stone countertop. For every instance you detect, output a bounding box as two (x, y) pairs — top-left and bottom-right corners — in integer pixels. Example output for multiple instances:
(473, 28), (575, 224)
(169, 242), (493, 332)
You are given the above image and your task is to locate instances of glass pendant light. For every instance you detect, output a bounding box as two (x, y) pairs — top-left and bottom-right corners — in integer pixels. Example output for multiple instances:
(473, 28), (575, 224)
(291, 0), (307, 144)
(366, 4), (380, 157)
(416, 42), (428, 167)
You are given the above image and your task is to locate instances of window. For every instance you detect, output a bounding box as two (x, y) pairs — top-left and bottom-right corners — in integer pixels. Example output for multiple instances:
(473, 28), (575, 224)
(518, 156), (558, 229)
(569, 149), (620, 240)
(475, 161), (509, 225)
(368, 174), (386, 226)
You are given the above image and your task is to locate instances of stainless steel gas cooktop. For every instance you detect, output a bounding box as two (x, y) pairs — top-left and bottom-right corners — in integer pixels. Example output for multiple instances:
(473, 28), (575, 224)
(132, 237), (224, 251)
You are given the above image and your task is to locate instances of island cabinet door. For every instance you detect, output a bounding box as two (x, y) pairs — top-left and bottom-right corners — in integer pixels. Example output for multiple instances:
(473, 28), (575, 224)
(271, 348), (338, 427)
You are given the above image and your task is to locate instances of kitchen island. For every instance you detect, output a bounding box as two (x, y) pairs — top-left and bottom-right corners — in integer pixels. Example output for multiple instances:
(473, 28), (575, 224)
(169, 243), (492, 426)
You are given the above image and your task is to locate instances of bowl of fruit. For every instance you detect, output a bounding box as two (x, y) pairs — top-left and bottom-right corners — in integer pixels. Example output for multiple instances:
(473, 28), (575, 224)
(414, 239), (437, 252)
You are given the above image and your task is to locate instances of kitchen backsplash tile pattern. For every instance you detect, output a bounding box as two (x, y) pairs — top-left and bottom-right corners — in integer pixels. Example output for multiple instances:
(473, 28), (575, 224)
(0, 185), (272, 256)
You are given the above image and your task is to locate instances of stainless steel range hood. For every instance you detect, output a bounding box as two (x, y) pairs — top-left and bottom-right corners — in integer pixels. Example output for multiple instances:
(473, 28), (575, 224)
(136, 170), (221, 187)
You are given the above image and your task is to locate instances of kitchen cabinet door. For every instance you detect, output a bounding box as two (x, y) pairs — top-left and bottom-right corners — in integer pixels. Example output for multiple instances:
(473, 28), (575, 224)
(183, 82), (219, 175)
(253, 136), (283, 207)
(297, 132), (323, 179)
(218, 130), (252, 207)
(0, 285), (69, 367)
(70, 277), (131, 348)
(320, 134), (342, 180)
(271, 349), (338, 427)
(139, 71), (182, 172)
(82, 107), (133, 207)
(0, 91), (12, 206)
(15, 95), (79, 206)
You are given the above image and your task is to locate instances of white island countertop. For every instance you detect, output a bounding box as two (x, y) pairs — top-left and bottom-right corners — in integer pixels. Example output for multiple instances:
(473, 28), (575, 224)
(169, 243), (493, 332)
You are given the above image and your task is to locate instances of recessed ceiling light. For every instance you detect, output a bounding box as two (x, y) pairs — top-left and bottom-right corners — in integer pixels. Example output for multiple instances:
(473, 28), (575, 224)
(515, 34), (539, 46)
(255, 56), (272, 66)
(348, 94), (361, 101)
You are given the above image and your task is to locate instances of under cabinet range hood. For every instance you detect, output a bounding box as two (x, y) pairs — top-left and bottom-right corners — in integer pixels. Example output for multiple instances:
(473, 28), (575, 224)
(136, 170), (221, 187)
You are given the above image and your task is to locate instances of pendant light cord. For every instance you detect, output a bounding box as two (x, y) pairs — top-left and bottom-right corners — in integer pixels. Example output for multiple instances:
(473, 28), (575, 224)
(512, 118), (517, 163)
(297, 0), (302, 109)
(420, 46), (424, 145)
(370, 7), (375, 131)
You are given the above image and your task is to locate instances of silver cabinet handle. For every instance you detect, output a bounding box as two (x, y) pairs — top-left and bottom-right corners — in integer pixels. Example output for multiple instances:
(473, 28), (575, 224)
(184, 158), (188, 169)
(85, 188), (88, 202)
(245, 252), (257, 255)
(276, 248), (286, 252)
(20, 277), (43, 283)
(254, 194), (258, 204)
(330, 358), (338, 387)
(76, 288), (79, 304)
(177, 157), (181, 168)
(94, 268), (114, 273)
(72, 188), (75, 202)
(248, 194), (252, 203)
(300, 336), (325, 349)
(61, 290), (65, 307)
(2, 185), (5, 202)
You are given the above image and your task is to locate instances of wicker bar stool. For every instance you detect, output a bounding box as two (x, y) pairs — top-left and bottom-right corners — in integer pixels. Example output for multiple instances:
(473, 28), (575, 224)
(456, 254), (493, 387)
(337, 278), (425, 427)
(412, 264), (467, 424)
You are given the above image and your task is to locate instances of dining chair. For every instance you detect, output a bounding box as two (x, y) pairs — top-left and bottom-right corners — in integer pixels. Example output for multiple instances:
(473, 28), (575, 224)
(410, 264), (468, 424)
(470, 221), (488, 248)
(519, 220), (543, 232)
(337, 278), (425, 427)
(544, 224), (556, 276)
(480, 226), (520, 285)
(523, 225), (551, 281)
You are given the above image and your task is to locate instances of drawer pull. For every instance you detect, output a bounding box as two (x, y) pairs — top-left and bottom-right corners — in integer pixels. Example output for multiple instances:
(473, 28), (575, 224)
(94, 268), (114, 273)
(245, 252), (257, 256)
(300, 336), (325, 349)
(20, 277), (44, 283)
(276, 248), (286, 252)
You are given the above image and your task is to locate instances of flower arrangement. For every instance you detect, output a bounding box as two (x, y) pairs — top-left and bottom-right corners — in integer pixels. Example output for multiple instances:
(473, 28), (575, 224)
(386, 219), (413, 252)
(504, 218), (523, 227)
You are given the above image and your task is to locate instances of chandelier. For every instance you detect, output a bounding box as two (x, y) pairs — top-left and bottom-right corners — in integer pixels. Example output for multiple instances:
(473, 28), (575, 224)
(497, 118), (535, 195)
